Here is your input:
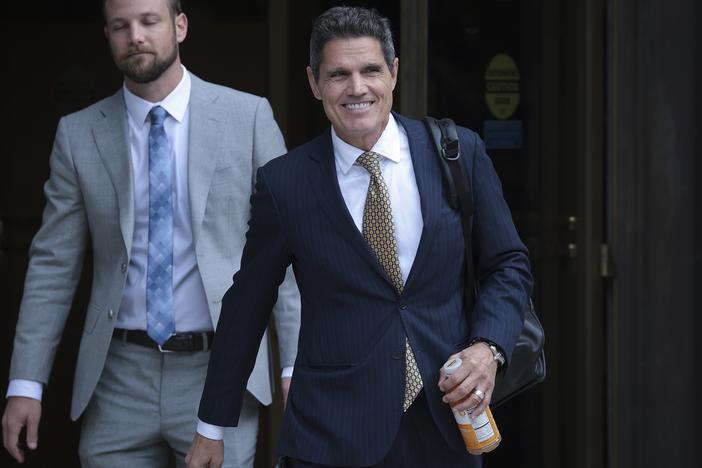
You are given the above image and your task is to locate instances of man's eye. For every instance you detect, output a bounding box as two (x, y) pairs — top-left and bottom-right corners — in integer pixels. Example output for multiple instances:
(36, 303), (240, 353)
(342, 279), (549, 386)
(142, 15), (161, 26)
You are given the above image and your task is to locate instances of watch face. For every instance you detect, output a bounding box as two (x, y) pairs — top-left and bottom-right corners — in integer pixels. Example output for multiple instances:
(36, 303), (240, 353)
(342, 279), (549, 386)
(489, 345), (505, 365)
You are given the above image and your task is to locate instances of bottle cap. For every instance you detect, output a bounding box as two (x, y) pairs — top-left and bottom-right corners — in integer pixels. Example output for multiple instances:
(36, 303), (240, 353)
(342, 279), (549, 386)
(443, 357), (462, 375)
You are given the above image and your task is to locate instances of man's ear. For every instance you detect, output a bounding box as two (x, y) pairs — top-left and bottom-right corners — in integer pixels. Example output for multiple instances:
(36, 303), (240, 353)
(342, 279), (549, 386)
(390, 57), (399, 90)
(175, 13), (188, 43)
(306, 66), (322, 100)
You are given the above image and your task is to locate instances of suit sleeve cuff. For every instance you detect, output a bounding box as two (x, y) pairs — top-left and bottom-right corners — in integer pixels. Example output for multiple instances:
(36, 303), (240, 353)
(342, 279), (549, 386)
(6, 380), (43, 401)
(197, 419), (225, 440)
(281, 366), (294, 379)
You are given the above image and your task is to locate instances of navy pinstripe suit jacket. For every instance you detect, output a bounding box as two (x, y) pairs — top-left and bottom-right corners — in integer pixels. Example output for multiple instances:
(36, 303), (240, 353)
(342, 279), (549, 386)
(199, 113), (532, 465)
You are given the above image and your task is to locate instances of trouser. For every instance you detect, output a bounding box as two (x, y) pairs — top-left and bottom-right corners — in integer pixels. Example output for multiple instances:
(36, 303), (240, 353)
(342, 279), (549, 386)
(281, 391), (481, 468)
(79, 339), (259, 468)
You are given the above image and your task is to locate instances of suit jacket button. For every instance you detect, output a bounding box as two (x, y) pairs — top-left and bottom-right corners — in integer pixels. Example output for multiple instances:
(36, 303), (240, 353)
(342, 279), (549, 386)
(108, 309), (114, 319)
(120, 263), (127, 273)
(392, 350), (403, 360)
(399, 304), (407, 310)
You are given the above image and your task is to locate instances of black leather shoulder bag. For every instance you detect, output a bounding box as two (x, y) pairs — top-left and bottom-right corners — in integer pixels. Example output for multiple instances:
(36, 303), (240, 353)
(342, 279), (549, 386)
(423, 116), (546, 407)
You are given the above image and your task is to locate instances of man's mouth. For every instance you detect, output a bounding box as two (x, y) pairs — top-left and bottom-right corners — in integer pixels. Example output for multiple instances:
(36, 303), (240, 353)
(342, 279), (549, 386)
(343, 101), (373, 111)
(127, 50), (152, 58)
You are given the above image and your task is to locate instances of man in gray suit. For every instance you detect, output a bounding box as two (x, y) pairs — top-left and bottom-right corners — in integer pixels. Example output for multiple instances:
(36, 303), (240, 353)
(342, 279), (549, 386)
(1, 0), (300, 466)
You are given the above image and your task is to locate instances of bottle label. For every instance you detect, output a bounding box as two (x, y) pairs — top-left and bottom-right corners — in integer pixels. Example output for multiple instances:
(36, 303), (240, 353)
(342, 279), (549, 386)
(470, 411), (495, 442)
(443, 359), (500, 453)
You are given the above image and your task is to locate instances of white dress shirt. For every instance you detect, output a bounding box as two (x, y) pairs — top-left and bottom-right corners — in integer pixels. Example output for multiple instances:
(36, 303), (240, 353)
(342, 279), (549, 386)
(118, 67), (212, 332)
(197, 114), (423, 440)
(332, 114), (423, 281)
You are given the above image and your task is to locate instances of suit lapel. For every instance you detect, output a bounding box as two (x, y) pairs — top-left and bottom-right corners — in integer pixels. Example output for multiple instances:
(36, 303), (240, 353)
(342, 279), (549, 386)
(92, 91), (135, 254)
(187, 76), (227, 246)
(394, 114), (446, 289)
(308, 116), (448, 292)
(306, 131), (392, 284)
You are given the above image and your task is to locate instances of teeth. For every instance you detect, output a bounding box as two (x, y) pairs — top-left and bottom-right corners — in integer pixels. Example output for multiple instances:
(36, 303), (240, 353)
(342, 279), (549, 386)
(345, 102), (371, 110)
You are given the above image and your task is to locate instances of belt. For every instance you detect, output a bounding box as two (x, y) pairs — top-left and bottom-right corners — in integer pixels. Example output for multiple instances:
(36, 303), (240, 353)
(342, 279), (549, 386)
(112, 328), (214, 352)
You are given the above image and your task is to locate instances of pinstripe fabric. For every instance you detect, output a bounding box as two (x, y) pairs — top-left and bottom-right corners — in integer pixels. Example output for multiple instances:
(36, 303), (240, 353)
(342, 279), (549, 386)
(199, 113), (532, 467)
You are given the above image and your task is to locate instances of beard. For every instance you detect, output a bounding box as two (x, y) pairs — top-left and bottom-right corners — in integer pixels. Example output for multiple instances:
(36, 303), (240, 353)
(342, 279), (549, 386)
(115, 38), (179, 84)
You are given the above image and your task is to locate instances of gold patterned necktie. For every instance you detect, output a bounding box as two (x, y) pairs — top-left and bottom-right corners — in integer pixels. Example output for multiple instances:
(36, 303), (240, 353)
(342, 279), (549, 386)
(356, 151), (424, 412)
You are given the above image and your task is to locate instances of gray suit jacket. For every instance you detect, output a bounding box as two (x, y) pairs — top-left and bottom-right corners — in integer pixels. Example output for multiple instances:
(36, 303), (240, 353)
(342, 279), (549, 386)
(9, 74), (300, 420)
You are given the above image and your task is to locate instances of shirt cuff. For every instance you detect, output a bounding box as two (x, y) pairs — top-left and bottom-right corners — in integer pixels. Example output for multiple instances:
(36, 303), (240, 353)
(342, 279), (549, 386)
(281, 366), (294, 379)
(197, 419), (225, 440)
(7, 379), (43, 401)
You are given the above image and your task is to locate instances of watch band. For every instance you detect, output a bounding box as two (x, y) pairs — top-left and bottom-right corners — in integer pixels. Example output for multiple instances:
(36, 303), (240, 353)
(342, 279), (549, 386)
(488, 344), (506, 367)
(469, 338), (506, 367)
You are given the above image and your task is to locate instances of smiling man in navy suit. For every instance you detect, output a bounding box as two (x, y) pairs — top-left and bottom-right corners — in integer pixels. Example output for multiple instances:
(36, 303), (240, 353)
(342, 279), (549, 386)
(187, 6), (532, 468)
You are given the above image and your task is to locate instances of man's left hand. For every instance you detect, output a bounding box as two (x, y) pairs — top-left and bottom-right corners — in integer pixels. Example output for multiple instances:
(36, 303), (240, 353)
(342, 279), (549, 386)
(438, 342), (498, 416)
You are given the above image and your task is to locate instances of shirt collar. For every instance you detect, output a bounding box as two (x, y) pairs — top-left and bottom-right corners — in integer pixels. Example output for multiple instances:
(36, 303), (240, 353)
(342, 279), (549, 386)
(332, 114), (402, 175)
(123, 65), (191, 127)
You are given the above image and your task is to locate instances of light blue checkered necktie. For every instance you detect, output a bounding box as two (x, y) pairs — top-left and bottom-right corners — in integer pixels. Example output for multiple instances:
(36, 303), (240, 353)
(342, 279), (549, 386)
(146, 106), (175, 345)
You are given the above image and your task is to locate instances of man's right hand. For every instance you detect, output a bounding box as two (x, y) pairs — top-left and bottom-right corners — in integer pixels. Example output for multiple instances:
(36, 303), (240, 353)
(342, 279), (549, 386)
(185, 432), (224, 468)
(2, 396), (42, 463)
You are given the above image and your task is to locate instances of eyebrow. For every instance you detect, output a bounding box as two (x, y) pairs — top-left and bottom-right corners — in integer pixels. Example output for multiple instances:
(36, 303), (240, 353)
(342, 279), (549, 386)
(326, 67), (349, 76)
(325, 63), (385, 75)
(107, 10), (162, 25)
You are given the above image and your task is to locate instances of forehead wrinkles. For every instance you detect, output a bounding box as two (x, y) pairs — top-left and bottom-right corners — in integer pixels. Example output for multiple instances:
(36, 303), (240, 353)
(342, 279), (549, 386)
(321, 38), (385, 67)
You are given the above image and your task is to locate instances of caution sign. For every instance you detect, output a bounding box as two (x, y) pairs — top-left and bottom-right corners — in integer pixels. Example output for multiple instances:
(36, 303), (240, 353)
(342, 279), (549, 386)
(485, 54), (520, 120)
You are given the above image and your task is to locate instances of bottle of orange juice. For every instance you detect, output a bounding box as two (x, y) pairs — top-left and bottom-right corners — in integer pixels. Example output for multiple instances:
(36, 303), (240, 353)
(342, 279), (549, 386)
(443, 358), (501, 454)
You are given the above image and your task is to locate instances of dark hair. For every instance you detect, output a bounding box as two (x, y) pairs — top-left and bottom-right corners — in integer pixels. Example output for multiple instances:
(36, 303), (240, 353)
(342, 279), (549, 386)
(103, 0), (183, 22)
(309, 6), (395, 81)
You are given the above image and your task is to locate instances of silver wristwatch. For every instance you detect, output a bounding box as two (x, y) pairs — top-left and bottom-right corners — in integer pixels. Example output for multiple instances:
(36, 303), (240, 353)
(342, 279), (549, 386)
(488, 344), (506, 368)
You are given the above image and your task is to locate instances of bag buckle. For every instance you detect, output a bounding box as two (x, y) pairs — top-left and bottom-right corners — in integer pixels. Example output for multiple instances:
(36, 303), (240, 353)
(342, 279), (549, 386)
(442, 137), (460, 161)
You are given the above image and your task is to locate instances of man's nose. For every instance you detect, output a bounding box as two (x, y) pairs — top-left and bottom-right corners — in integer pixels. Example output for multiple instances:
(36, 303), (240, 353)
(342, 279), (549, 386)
(128, 24), (146, 44)
(348, 73), (367, 95)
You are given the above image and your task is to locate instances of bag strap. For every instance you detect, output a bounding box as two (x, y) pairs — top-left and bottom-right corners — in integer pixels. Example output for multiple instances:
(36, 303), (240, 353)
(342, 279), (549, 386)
(423, 116), (476, 312)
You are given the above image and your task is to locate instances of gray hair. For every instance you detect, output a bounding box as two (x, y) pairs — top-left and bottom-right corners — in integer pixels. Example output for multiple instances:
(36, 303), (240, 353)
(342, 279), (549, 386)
(309, 6), (396, 81)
